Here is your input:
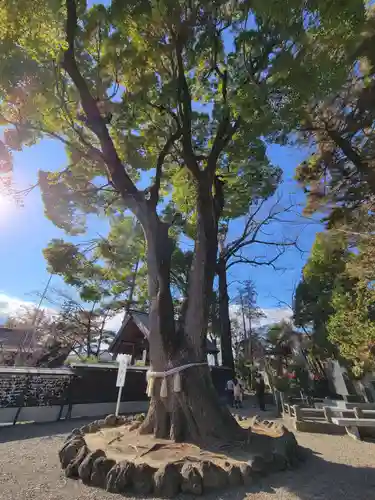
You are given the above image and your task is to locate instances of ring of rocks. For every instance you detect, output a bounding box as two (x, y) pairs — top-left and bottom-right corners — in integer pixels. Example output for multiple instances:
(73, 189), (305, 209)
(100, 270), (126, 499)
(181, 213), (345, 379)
(59, 413), (305, 498)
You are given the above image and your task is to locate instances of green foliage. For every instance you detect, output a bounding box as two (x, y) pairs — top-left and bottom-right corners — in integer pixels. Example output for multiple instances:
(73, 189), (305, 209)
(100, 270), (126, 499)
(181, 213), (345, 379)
(44, 215), (147, 305)
(294, 227), (375, 376)
(0, 0), (367, 234)
(271, 375), (290, 393)
(328, 282), (375, 377)
(295, 6), (375, 224)
(293, 232), (355, 354)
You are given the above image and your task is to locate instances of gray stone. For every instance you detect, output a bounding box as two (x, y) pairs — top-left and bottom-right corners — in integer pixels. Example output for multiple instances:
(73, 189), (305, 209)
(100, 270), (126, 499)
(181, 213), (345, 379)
(272, 453), (288, 471)
(91, 456), (116, 488)
(104, 414), (118, 427)
(64, 428), (83, 443)
(116, 415), (129, 426)
(80, 424), (91, 434)
(272, 431), (299, 466)
(129, 420), (141, 431)
(248, 455), (266, 474)
(65, 445), (88, 478)
(225, 464), (243, 486)
(106, 460), (135, 493)
(78, 449), (105, 484)
(154, 463), (181, 498)
(180, 463), (203, 496)
(197, 460), (228, 490)
(87, 422), (100, 433)
(239, 463), (253, 486)
(132, 463), (156, 495)
(59, 437), (86, 469)
(97, 419), (106, 427)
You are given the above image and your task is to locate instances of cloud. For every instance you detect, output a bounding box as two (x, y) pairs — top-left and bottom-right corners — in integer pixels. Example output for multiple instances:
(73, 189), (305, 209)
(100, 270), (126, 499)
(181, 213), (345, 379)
(229, 304), (292, 328)
(105, 313), (124, 332)
(0, 293), (57, 325)
(0, 293), (39, 319)
(259, 307), (292, 326)
(104, 306), (292, 335)
(0, 293), (292, 332)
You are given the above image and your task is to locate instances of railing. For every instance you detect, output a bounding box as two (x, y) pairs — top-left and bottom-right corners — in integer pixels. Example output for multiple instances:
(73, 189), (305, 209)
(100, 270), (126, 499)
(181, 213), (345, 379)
(283, 402), (375, 423)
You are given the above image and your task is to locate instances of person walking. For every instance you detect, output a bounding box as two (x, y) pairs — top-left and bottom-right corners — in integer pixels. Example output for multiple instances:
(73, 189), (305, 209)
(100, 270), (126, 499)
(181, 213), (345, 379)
(226, 377), (234, 407)
(255, 373), (266, 411)
(233, 378), (243, 409)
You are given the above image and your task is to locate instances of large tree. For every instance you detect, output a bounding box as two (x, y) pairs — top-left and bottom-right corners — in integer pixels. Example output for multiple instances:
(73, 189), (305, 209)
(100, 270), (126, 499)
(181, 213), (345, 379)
(0, 0), (366, 442)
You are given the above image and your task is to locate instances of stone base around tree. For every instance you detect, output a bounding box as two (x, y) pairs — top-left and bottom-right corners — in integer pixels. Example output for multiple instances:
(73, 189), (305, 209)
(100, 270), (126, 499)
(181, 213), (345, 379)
(59, 413), (306, 498)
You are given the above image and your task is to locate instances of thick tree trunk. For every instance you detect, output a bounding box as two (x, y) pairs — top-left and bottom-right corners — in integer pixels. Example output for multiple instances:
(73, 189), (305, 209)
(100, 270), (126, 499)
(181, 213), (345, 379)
(184, 176), (219, 355)
(217, 255), (235, 372)
(139, 180), (242, 443)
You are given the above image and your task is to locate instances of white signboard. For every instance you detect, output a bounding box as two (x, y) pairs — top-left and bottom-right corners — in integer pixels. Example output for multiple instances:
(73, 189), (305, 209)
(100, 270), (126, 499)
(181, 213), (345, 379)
(116, 357), (129, 387)
(115, 355), (131, 416)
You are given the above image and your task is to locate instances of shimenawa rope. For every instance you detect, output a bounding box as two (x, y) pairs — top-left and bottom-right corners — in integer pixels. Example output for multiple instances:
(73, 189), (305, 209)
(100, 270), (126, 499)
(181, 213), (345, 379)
(146, 362), (207, 398)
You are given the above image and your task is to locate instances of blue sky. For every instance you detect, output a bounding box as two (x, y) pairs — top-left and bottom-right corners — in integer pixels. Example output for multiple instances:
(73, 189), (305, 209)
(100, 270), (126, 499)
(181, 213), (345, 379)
(0, 134), (321, 326)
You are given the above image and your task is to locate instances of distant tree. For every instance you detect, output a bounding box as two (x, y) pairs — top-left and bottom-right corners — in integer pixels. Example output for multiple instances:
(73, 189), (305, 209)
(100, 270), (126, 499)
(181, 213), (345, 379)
(293, 231), (355, 356)
(53, 296), (116, 360)
(217, 198), (301, 371)
(230, 280), (265, 369)
(4, 292), (118, 366)
(327, 281), (375, 378)
(5, 304), (53, 332)
(4, 304), (70, 367)
(264, 320), (299, 379)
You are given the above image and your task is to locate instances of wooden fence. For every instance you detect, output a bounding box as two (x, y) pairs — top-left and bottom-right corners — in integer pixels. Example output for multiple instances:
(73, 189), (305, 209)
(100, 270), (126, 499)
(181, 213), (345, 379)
(0, 364), (232, 426)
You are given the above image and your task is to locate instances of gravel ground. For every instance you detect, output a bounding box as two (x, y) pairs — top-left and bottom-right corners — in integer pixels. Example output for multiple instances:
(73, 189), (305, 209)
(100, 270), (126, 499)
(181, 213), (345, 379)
(0, 418), (374, 500)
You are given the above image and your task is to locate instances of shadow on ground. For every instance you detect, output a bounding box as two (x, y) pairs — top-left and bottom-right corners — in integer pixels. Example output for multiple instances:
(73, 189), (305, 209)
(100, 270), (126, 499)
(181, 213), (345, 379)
(213, 447), (375, 500)
(1, 418), (375, 500)
(0, 418), (93, 443)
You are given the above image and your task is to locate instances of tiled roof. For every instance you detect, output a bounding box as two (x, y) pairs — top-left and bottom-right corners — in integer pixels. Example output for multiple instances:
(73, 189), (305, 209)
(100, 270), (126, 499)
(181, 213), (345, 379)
(109, 311), (219, 354)
(0, 326), (32, 350)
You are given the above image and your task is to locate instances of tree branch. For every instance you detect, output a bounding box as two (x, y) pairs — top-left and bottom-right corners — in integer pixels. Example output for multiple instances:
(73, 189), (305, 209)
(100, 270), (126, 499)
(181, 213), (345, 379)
(174, 32), (200, 178)
(206, 61), (242, 174)
(226, 250), (287, 271)
(146, 101), (181, 128)
(149, 127), (182, 208)
(224, 200), (266, 259)
(62, 0), (141, 205)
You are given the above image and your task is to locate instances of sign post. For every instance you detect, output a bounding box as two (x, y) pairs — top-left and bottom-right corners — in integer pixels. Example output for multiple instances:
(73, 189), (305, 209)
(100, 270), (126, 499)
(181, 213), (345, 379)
(115, 355), (130, 416)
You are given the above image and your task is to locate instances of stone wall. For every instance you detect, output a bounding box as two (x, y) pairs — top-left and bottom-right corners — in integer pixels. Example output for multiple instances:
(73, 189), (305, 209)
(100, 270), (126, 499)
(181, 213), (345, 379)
(0, 368), (72, 408)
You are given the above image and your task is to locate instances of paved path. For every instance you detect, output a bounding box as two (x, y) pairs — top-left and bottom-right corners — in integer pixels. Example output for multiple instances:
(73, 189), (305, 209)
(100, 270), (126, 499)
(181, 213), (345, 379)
(0, 409), (374, 499)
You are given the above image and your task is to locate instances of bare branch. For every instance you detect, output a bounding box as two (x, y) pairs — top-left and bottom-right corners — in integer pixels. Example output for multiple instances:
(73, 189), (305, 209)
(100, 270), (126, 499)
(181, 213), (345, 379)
(226, 249), (287, 271)
(224, 197), (298, 261)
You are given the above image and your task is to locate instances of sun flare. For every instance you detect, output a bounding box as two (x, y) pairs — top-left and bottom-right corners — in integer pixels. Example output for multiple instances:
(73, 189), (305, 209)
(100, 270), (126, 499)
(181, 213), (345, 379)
(0, 192), (14, 221)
